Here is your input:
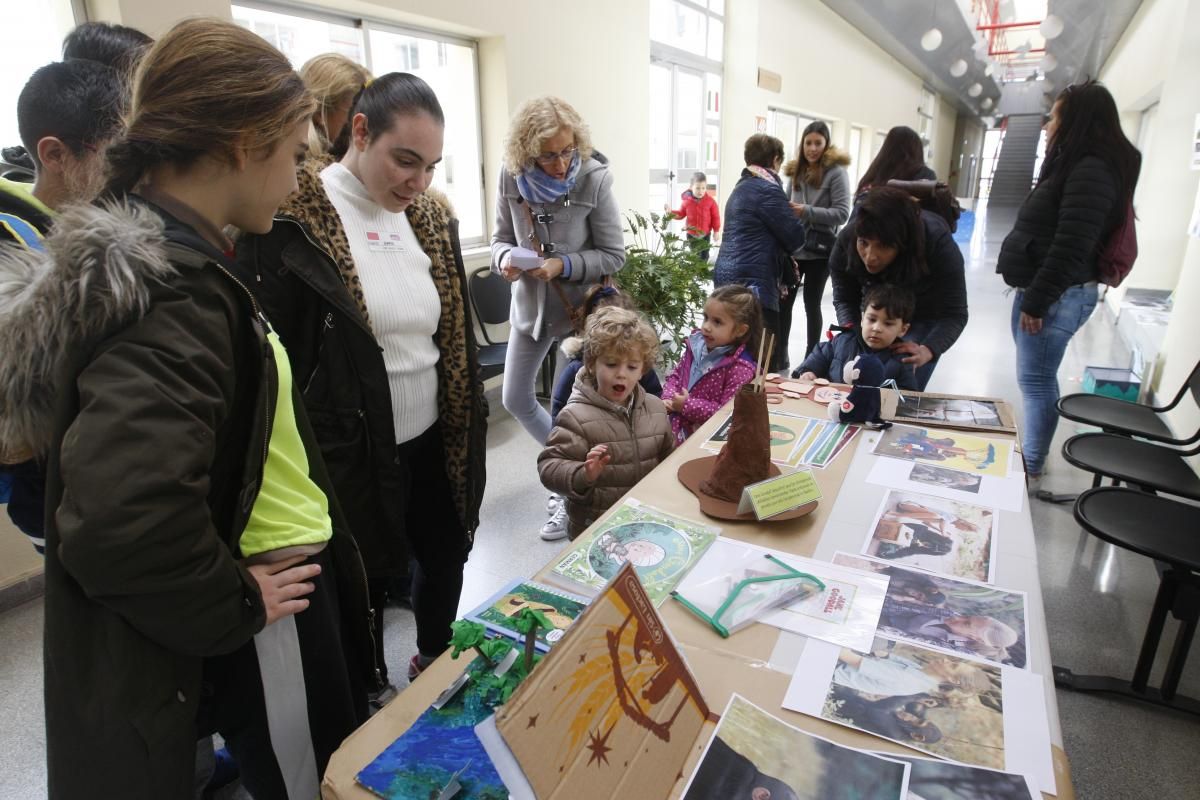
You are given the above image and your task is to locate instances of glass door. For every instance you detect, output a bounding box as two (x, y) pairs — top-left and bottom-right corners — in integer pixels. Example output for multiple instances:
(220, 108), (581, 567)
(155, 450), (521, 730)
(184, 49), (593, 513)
(649, 60), (720, 217)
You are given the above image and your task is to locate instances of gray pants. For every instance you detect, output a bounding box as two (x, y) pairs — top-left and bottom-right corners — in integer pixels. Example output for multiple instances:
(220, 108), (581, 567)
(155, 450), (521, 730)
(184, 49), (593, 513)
(501, 326), (558, 444)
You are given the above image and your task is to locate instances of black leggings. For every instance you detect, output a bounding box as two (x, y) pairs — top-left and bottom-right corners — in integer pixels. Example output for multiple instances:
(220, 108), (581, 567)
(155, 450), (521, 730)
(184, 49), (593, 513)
(397, 424), (469, 659)
(797, 257), (831, 356)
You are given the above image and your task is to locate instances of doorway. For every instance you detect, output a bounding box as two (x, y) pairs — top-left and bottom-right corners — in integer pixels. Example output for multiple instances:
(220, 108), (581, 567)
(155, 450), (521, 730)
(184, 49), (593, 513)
(649, 60), (721, 214)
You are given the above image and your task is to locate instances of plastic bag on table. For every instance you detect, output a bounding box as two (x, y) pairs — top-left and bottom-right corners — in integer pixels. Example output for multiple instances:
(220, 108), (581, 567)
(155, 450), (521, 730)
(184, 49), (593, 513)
(670, 553), (825, 638)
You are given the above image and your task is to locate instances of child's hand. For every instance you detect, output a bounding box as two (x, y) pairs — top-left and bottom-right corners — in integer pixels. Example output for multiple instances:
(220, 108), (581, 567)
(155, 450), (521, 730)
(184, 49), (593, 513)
(583, 444), (611, 483)
(669, 391), (688, 412)
(797, 371), (817, 382)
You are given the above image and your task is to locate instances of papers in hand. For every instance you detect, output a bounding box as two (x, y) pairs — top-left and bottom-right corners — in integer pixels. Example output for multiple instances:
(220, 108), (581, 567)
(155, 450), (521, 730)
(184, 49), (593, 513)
(509, 246), (543, 271)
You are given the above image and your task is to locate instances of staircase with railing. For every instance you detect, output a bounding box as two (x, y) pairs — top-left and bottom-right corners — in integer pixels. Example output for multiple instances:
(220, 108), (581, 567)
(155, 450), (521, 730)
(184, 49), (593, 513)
(986, 114), (1044, 206)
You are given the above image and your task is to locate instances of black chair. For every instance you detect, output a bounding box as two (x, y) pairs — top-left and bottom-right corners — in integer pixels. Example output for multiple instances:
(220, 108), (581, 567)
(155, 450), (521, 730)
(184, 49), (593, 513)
(1060, 434), (1200, 501)
(1054, 487), (1200, 715)
(467, 267), (556, 397)
(1056, 359), (1200, 445)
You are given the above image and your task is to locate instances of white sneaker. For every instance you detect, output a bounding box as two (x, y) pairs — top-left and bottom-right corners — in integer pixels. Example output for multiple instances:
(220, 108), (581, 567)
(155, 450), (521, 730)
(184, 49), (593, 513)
(540, 503), (568, 541)
(546, 493), (562, 512)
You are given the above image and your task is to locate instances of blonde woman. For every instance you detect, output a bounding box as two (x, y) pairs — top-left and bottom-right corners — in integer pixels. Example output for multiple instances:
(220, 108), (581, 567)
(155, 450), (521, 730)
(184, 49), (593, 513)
(491, 97), (624, 538)
(300, 52), (371, 155)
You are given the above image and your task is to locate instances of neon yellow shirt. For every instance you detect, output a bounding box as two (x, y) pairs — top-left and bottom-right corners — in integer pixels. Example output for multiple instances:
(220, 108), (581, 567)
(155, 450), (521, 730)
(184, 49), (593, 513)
(239, 330), (333, 557)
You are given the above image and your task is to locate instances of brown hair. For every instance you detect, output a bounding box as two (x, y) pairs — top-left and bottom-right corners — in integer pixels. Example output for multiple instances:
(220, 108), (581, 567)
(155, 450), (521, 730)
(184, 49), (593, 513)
(104, 18), (315, 196)
(743, 133), (784, 170)
(300, 53), (371, 156)
(708, 285), (764, 357)
(582, 307), (660, 375)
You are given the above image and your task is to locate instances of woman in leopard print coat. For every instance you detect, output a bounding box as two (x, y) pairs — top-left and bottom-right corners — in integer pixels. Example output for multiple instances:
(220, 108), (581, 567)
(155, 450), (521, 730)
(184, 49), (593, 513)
(235, 73), (486, 689)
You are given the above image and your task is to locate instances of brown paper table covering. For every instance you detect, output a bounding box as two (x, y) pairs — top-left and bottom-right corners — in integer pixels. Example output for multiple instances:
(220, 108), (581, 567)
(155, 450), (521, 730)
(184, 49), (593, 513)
(322, 394), (1073, 800)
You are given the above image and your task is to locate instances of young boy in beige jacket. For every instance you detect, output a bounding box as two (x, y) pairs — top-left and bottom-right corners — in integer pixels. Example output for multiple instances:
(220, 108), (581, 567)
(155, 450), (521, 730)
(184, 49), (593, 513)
(538, 307), (675, 539)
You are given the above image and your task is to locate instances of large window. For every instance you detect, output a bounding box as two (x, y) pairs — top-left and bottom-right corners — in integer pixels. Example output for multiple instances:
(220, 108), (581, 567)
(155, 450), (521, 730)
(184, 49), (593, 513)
(233, 3), (485, 244)
(1, 0), (78, 151)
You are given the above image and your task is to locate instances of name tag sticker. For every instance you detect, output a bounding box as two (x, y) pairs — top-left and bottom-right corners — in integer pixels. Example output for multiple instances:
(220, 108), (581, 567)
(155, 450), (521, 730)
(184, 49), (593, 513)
(365, 231), (405, 252)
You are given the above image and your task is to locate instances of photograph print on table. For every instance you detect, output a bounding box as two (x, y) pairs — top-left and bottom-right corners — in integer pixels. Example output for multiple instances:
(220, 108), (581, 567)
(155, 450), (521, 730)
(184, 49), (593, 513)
(910, 463), (982, 494)
(832, 553), (1029, 669)
(883, 392), (1015, 434)
(861, 490), (997, 583)
(879, 753), (1037, 800)
(682, 694), (910, 800)
(871, 425), (1012, 479)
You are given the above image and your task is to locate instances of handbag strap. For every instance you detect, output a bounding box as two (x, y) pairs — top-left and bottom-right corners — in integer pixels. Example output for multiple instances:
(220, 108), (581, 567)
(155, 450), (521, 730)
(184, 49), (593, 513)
(520, 201), (585, 330)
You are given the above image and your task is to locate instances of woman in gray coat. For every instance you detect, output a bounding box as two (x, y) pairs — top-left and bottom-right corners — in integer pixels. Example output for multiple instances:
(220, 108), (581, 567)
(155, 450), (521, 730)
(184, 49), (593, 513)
(492, 96), (625, 538)
(782, 120), (851, 358)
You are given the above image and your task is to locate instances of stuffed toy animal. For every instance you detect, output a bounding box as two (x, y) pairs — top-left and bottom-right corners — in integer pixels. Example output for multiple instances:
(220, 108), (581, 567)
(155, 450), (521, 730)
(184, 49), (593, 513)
(826, 354), (893, 429)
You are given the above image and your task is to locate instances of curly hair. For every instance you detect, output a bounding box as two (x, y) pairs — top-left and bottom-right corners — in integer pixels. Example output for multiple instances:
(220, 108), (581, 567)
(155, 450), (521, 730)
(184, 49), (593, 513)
(582, 307), (659, 374)
(502, 95), (593, 175)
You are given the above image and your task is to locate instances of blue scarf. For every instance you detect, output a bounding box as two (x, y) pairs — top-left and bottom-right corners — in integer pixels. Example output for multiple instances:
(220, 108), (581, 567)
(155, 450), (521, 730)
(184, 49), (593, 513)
(687, 331), (733, 389)
(515, 151), (582, 204)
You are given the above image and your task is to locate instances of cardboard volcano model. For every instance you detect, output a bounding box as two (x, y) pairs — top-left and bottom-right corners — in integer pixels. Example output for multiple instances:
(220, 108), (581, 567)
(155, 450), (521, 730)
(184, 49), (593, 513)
(677, 384), (817, 521)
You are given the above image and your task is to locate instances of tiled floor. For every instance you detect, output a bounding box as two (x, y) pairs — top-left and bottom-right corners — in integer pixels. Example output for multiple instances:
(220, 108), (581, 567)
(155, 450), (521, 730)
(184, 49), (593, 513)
(2, 202), (1198, 799)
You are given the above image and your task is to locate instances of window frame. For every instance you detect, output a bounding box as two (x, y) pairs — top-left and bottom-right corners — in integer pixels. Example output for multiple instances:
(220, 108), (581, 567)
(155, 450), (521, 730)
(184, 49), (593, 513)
(232, 0), (488, 247)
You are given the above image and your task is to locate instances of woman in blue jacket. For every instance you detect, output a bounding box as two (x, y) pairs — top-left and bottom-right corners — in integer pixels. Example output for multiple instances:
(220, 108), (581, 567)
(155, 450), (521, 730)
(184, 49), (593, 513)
(713, 133), (807, 371)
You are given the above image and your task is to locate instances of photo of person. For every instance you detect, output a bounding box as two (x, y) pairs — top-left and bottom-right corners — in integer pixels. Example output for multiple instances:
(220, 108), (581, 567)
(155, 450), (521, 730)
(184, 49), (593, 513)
(884, 754), (1036, 800)
(872, 425), (1012, 478)
(892, 397), (1003, 429)
(862, 490), (997, 582)
(833, 554), (1028, 669)
(909, 463), (983, 494)
(683, 695), (909, 800)
(824, 638), (1006, 769)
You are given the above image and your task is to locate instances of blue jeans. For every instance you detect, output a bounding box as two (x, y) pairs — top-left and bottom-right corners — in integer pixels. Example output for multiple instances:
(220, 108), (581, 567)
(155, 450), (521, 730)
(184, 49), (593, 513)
(1010, 283), (1098, 475)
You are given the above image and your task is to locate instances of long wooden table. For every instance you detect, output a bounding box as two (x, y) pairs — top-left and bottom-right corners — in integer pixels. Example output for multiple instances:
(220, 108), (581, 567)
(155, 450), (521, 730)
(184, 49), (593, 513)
(323, 393), (1073, 799)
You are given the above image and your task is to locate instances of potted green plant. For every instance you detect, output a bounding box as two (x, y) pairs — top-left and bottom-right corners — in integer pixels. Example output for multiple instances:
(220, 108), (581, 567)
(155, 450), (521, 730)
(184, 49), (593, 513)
(618, 211), (712, 359)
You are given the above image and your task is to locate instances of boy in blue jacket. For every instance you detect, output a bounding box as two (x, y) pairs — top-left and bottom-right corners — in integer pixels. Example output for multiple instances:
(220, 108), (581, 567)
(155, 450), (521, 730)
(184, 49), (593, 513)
(794, 284), (918, 390)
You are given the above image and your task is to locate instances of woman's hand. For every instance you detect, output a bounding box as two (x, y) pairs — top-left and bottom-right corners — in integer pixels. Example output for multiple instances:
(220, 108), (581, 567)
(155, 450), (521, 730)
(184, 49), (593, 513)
(529, 258), (564, 282)
(669, 390), (688, 412)
(583, 444), (611, 483)
(247, 554), (321, 626)
(500, 265), (522, 282)
(1019, 311), (1043, 335)
(796, 371), (818, 382)
(790, 202), (806, 218)
(891, 341), (934, 367)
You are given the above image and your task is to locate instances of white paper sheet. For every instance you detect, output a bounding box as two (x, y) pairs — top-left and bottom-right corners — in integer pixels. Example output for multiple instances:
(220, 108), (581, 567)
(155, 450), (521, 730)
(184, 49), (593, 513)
(865, 455), (1026, 513)
(782, 638), (1057, 796)
(674, 537), (890, 652)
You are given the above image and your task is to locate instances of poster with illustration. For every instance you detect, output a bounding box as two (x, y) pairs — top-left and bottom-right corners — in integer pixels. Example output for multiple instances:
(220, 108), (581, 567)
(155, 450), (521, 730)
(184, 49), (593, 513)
(703, 410), (858, 469)
(871, 424), (1013, 479)
(833, 553), (1029, 669)
(548, 501), (718, 605)
(464, 579), (590, 653)
(861, 490), (997, 583)
(682, 695), (910, 800)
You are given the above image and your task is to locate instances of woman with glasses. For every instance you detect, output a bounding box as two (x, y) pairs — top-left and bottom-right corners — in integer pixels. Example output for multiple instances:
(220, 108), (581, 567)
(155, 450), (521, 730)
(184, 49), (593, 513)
(492, 95), (625, 541)
(998, 80), (1140, 490)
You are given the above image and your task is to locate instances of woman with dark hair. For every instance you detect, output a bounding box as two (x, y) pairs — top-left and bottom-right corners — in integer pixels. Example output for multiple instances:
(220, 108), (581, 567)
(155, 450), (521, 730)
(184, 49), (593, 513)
(714, 133), (807, 371)
(237, 72), (487, 690)
(998, 81), (1141, 486)
(783, 120), (851, 357)
(0, 19), (371, 798)
(828, 186), (967, 389)
(856, 125), (935, 197)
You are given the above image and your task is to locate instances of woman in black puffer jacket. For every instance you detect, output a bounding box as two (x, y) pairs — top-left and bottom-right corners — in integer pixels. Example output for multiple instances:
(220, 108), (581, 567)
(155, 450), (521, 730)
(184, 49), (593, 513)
(997, 81), (1140, 483)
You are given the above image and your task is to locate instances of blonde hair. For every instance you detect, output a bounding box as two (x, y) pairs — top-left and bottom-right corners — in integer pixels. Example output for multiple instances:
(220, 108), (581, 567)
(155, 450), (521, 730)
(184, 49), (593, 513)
(300, 53), (371, 156)
(105, 18), (315, 195)
(582, 307), (659, 374)
(502, 95), (593, 175)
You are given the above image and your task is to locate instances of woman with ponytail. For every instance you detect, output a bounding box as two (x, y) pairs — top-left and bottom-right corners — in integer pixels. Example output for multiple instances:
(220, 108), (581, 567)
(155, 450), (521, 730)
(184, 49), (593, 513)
(0, 18), (372, 800)
(235, 72), (486, 689)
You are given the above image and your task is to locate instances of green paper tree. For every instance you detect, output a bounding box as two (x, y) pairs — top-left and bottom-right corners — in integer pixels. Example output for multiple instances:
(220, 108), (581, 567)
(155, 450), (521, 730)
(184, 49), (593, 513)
(512, 607), (552, 673)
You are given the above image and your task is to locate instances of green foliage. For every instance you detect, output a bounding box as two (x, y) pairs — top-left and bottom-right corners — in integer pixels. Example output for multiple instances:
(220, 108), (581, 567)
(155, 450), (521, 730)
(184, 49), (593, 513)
(512, 607), (552, 636)
(451, 620), (544, 705)
(619, 211), (712, 357)
(449, 620), (487, 660)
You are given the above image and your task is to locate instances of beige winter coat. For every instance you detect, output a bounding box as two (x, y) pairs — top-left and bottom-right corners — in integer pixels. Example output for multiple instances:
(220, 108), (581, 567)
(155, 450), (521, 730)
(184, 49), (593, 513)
(538, 371), (675, 539)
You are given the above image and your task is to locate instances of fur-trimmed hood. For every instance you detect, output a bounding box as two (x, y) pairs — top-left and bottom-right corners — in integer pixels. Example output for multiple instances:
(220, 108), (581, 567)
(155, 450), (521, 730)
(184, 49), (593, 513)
(0, 200), (175, 458)
(782, 145), (852, 181)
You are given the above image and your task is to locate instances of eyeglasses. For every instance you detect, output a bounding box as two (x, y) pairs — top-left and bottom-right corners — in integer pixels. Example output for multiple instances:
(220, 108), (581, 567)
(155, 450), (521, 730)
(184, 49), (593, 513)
(534, 145), (578, 166)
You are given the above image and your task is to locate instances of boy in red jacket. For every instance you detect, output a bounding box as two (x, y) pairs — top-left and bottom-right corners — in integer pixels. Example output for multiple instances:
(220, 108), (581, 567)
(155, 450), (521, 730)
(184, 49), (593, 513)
(665, 171), (721, 261)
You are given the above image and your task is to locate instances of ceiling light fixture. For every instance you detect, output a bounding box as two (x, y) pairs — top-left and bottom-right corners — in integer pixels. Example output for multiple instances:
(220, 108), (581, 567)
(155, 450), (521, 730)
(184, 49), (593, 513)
(1042, 53), (1058, 71)
(921, 27), (943, 51)
(950, 59), (968, 77)
(981, 97), (994, 109)
(968, 83), (983, 97)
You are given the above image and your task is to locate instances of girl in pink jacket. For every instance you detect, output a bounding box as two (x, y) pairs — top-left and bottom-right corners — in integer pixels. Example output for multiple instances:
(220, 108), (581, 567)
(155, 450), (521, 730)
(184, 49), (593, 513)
(662, 285), (763, 443)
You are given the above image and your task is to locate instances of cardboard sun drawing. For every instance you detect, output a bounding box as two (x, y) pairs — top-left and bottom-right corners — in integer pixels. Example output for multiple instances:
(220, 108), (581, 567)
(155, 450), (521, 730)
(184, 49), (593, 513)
(485, 562), (712, 800)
